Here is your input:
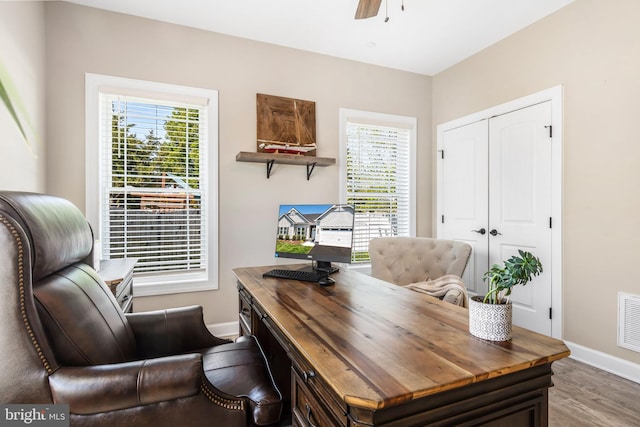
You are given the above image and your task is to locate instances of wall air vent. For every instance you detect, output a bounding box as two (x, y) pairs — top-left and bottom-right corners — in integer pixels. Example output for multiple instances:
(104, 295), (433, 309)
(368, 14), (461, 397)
(618, 292), (640, 353)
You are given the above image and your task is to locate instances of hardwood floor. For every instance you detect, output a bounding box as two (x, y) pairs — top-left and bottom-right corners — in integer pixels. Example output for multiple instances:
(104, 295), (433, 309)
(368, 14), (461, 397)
(550, 357), (640, 426)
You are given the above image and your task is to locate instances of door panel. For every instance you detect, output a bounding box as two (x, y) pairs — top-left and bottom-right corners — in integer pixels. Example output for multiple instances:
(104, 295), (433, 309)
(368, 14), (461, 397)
(489, 101), (552, 335)
(441, 120), (488, 295)
(439, 101), (553, 336)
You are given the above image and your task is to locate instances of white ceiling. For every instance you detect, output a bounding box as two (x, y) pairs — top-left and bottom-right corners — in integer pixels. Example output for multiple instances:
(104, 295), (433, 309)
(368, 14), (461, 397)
(65, 0), (575, 75)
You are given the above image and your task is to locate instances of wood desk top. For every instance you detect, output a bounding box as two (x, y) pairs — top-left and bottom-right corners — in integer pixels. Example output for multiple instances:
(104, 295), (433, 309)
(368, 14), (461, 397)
(233, 265), (570, 411)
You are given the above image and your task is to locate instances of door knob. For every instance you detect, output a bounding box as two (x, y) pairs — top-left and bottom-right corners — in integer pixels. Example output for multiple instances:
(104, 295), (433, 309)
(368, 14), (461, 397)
(489, 229), (502, 236)
(471, 228), (486, 235)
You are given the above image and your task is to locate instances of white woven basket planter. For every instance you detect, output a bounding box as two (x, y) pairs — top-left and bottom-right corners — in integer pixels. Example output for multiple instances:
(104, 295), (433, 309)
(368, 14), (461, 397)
(468, 296), (513, 341)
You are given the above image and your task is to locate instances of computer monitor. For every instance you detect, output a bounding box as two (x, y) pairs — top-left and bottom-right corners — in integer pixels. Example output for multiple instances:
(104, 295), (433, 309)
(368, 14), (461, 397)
(274, 204), (355, 274)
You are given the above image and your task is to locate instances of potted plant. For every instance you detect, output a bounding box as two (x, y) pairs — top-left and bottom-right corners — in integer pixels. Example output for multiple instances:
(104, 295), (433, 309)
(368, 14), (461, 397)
(468, 250), (543, 341)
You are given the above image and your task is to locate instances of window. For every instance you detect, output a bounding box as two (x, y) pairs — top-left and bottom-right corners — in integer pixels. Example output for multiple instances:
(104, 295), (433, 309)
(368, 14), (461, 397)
(339, 109), (416, 264)
(86, 74), (218, 296)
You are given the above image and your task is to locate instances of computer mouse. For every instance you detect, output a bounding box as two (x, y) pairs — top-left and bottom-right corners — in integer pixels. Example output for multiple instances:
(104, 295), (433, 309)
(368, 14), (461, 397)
(317, 277), (335, 286)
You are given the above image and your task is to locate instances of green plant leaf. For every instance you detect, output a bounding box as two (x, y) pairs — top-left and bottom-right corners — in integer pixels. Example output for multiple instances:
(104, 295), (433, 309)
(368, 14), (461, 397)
(0, 78), (29, 144)
(482, 250), (543, 304)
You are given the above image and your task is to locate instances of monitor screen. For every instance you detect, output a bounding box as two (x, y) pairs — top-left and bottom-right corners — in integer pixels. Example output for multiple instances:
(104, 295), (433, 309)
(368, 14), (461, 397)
(274, 204), (355, 267)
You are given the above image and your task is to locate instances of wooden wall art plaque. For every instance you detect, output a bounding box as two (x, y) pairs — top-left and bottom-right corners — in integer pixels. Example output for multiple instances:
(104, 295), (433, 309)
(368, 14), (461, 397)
(257, 93), (316, 156)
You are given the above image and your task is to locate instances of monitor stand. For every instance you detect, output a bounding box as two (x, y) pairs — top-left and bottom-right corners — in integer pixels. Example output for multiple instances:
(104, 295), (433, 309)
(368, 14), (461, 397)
(314, 261), (339, 275)
(296, 261), (339, 276)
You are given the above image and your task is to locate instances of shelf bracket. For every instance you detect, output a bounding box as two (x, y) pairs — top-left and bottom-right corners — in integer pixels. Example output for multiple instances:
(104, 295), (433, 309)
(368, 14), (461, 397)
(306, 162), (317, 180)
(266, 159), (275, 178)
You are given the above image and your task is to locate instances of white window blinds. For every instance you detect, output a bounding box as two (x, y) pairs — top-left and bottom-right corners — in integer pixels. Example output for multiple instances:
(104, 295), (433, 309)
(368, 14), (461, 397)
(100, 94), (208, 276)
(345, 120), (412, 263)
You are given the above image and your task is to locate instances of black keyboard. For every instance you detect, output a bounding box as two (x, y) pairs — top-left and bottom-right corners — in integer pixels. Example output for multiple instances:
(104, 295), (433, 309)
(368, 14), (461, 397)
(262, 269), (326, 283)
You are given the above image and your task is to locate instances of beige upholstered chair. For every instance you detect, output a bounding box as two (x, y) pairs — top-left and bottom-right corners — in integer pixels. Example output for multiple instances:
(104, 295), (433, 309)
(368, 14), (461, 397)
(368, 237), (472, 306)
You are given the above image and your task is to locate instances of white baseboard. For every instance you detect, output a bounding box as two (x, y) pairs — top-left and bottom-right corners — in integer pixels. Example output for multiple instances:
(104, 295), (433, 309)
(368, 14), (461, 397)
(207, 321), (239, 339)
(564, 341), (640, 384)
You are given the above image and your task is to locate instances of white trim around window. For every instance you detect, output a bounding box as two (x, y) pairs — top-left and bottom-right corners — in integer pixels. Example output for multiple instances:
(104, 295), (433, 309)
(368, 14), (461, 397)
(85, 73), (219, 296)
(339, 108), (417, 264)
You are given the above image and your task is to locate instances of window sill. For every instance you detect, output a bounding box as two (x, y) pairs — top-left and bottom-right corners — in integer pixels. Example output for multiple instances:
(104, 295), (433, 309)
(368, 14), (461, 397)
(133, 280), (217, 297)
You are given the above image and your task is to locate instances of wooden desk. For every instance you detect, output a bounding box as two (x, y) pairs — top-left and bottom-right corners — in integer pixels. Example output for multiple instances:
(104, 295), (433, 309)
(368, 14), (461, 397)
(233, 265), (570, 427)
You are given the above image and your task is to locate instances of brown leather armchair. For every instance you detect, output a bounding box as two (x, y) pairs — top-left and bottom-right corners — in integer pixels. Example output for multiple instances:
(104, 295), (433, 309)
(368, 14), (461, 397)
(0, 192), (282, 426)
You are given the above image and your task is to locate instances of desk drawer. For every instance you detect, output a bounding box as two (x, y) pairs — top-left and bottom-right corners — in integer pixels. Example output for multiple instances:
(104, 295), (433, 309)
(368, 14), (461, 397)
(293, 368), (345, 427)
(116, 280), (133, 313)
(238, 291), (252, 335)
(115, 269), (133, 296)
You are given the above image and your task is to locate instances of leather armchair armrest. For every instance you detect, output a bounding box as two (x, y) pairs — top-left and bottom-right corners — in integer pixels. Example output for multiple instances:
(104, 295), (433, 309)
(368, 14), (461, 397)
(49, 354), (204, 414)
(126, 306), (231, 358)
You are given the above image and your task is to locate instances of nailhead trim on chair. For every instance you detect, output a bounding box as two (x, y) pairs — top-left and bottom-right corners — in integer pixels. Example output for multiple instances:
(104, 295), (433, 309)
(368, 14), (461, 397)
(1, 214), (53, 374)
(4, 212), (245, 413)
(200, 383), (245, 411)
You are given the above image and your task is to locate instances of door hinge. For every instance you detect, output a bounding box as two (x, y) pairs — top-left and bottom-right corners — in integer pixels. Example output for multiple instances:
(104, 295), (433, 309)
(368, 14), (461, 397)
(438, 149), (444, 159)
(441, 215), (445, 224)
(549, 217), (552, 228)
(545, 125), (552, 138)
(549, 307), (553, 320)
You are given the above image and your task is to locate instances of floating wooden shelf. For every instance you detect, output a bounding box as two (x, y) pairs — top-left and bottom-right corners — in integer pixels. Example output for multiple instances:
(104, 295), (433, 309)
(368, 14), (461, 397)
(235, 151), (336, 179)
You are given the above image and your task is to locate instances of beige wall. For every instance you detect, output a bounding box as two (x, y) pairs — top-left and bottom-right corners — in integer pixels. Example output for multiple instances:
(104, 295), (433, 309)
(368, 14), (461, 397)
(5, 0), (638, 371)
(44, 2), (432, 325)
(433, 0), (640, 364)
(0, 2), (46, 191)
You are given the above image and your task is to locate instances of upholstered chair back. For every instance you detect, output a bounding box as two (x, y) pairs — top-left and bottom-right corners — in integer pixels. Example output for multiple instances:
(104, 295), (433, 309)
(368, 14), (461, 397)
(0, 192), (136, 402)
(1, 192), (282, 426)
(35, 263), (137, 365)
(369, 236), (472, 285)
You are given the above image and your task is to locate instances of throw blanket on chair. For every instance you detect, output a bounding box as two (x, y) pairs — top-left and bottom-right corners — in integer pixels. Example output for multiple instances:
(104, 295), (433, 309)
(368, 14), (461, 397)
(404, 275), (468, 308)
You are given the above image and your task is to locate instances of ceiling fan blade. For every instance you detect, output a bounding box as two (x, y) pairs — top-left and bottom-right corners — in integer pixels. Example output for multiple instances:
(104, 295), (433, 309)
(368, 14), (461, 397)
(354, 0), (382, 19)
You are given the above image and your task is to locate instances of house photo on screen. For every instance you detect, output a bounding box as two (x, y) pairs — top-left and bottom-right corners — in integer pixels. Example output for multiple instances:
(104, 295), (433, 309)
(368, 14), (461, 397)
(275, 204), (354, 265)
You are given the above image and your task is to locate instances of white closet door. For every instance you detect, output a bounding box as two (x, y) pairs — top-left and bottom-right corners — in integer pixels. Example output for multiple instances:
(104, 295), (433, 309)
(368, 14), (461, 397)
(441, 120), (488, 295)
(488, 101), (553, 335)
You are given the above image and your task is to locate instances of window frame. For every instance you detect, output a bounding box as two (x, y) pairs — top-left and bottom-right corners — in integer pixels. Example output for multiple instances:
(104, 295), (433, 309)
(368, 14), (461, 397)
(339, 108), (417, 265)
(85, 73), (219, 296)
